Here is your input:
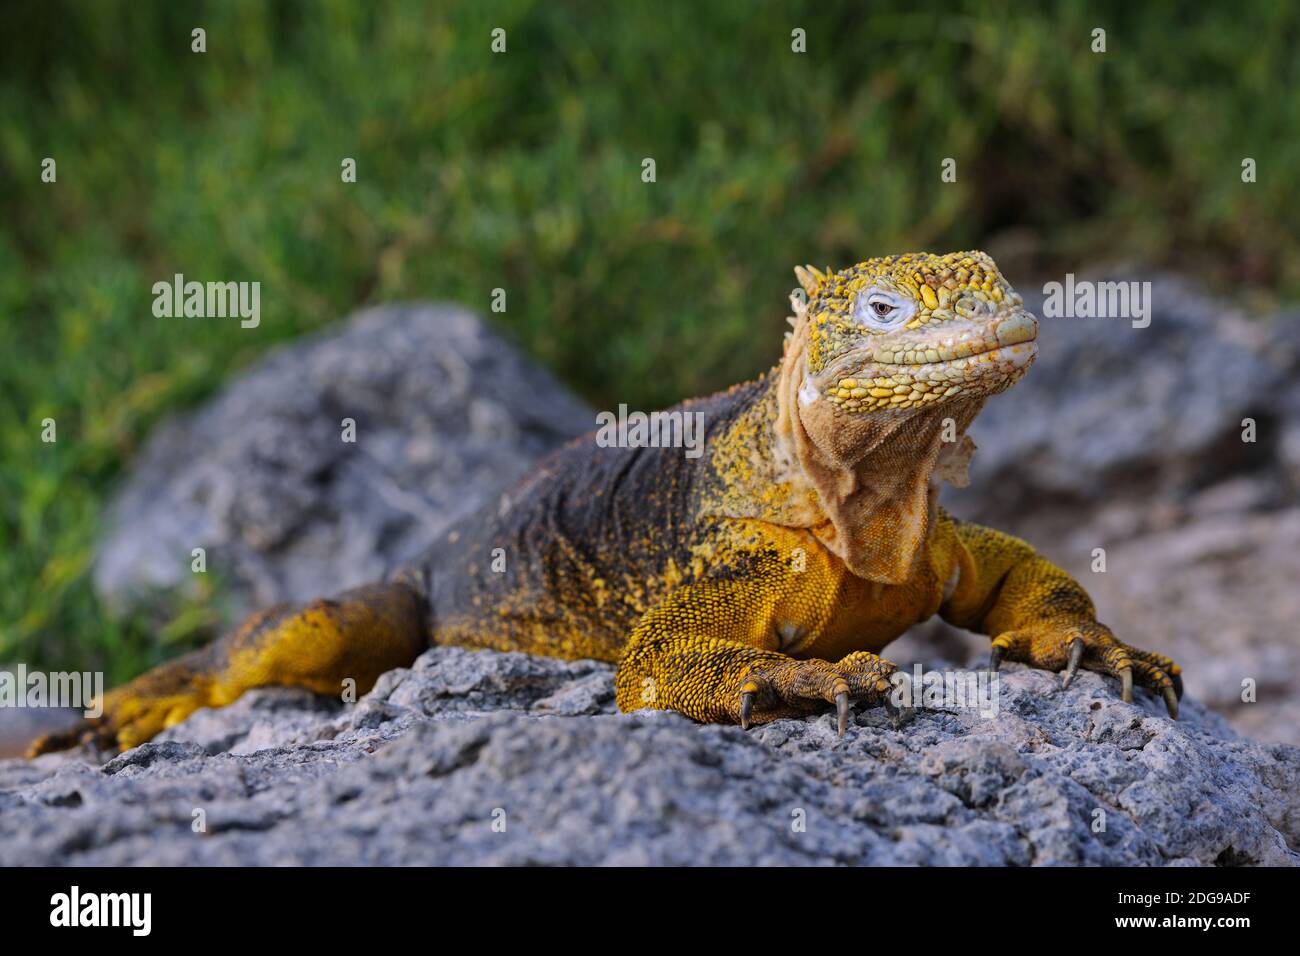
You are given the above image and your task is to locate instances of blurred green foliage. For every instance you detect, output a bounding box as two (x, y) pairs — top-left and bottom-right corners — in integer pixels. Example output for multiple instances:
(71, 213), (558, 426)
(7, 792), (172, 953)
(1, 0), (1297, 678)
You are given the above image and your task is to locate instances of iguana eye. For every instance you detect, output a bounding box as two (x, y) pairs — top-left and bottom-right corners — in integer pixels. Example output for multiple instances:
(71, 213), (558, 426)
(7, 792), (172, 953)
(853, 289), (914, 331)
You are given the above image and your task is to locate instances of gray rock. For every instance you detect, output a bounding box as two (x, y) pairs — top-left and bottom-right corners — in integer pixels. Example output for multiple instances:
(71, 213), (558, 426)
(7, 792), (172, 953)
(92, 304), (592, 622)
(1080, 508), (1300, 747)
(950, 273), (1300, 530)
(1, 646), (1295, 865)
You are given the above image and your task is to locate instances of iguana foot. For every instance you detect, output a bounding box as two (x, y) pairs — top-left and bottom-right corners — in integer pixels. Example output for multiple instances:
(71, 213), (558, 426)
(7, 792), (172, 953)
(28, 651), (215, 756)
(739, 650), (902, 737)
(988, 621), (1182, 718)
(614, 620), (905, 736)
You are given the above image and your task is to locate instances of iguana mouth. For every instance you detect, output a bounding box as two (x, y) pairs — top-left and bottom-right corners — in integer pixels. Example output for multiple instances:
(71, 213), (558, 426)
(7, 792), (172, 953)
(821, 338), (1037, 382)
(875, 340), (1038, 370)
(815, 316), (1038, 412)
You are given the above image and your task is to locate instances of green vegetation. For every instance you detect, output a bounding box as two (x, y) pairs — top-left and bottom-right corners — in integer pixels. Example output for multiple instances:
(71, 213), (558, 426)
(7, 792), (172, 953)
(2, 0), (1297, 679)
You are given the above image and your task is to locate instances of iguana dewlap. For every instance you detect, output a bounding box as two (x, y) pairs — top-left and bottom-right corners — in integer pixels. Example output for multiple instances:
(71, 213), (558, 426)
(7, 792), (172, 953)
(33, 250), (1181, 755)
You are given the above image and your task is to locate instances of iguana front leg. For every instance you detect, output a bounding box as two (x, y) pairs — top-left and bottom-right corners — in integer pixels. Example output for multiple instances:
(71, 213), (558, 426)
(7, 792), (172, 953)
(614, 579), (899, 735)
(939, 514), (1182, 717)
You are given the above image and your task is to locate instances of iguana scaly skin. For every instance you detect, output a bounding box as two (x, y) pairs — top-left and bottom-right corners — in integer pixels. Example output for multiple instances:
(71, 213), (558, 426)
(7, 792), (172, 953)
(32, 250), (1182, 755)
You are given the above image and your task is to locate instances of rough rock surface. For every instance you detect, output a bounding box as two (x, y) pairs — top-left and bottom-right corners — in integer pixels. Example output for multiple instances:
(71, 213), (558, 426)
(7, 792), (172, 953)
(2, 646), (1296, 865)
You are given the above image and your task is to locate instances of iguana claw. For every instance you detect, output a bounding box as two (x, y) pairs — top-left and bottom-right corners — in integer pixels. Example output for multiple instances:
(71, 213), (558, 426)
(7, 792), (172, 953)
(739, 682), (756, 730)
(1119, 666), (1134, 704)
(1061, 638), (1085, 689)
(1162, 686), (1179, 720)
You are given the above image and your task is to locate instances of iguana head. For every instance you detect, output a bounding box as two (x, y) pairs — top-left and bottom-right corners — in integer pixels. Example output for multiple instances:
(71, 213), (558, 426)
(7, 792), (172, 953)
(792, 250), (1037, 414)
(769, 250), (1039, 583)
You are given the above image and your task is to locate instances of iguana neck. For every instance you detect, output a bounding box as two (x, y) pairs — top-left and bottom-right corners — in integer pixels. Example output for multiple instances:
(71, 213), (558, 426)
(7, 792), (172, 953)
(702, 323), (985, 584)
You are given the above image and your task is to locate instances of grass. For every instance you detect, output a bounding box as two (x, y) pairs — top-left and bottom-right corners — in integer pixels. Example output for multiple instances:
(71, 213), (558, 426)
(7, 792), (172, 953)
(1, 0), (1297, 680)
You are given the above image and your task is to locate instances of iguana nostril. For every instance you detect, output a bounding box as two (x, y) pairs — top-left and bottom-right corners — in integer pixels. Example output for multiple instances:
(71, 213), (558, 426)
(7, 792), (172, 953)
(995, 312), (1038, 347)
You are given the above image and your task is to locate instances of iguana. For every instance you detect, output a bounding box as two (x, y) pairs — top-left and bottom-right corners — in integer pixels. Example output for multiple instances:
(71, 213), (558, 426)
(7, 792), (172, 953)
(32, 250), (1181, 755)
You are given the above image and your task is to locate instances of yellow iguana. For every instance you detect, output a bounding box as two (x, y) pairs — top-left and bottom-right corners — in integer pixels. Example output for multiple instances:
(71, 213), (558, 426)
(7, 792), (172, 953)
(32, 250), (1181, 755)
